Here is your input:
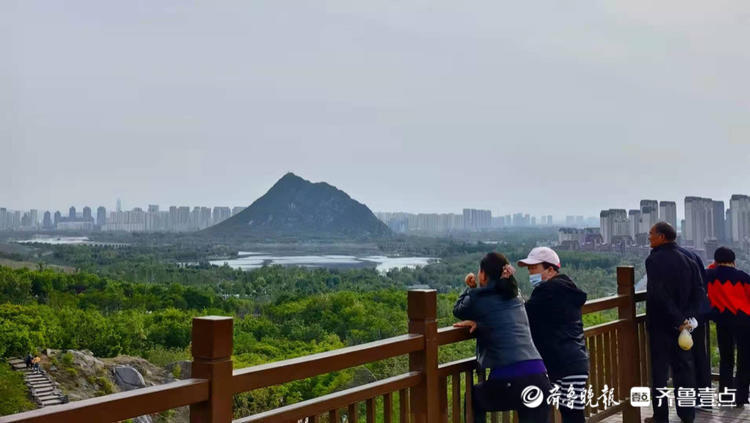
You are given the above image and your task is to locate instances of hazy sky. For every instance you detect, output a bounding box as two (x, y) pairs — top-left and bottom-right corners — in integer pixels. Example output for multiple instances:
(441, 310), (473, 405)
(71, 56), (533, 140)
(3, 1), (750, 218)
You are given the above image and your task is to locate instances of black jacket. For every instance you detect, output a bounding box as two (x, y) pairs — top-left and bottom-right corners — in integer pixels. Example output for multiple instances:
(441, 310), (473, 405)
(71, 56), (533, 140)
(676, 245), (711, 318)
(453, 278), (543, 369)
(645, 242), (703, 332)
(525, 274), (589, 379)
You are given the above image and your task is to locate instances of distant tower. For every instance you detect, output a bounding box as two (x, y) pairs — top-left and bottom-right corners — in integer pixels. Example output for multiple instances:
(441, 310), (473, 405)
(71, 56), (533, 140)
(69, 206), (76, 219)
(54, 211), (62, 224)
(97, 206), (107, 226)
(116, 198), (122, 212)
(43, 211), (52, 228)
(83, 206), (92, 221)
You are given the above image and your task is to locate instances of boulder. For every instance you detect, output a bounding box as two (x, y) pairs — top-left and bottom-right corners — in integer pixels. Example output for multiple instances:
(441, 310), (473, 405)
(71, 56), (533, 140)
(112, 366), (146, 391)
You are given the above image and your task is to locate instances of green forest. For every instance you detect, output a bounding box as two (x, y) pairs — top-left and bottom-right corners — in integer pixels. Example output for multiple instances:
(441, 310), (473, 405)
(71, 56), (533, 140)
(0, 236), (644, 417)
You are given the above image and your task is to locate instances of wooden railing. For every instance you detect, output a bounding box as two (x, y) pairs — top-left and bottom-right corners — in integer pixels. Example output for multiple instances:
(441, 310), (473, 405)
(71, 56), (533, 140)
(1, 266), (649, 423)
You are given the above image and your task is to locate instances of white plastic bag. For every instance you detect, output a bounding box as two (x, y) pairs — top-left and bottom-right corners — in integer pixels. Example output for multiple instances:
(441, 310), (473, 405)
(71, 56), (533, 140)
(678, 328), (693, 351)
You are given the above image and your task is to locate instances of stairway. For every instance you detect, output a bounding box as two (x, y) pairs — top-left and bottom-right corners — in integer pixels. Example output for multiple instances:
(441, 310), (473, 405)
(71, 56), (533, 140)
(7, 357), (68, 407)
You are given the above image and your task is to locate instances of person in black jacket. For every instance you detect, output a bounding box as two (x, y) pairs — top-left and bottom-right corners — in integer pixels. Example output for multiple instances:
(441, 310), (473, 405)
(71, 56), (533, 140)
(453, 252), (552, 423)
(519, 247), (589, 423)
(645, 222), (703, 423)
(706, 246), (750, 406)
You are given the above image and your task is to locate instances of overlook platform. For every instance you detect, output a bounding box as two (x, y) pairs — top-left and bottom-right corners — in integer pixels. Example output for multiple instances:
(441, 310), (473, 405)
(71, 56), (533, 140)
(3, 266), (750, 423)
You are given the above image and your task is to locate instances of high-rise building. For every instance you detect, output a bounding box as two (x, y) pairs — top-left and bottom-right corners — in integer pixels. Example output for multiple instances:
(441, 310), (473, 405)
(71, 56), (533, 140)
(628, 209), (641, 240)
(600, 210), (627, 244)
(213, 207), (232, 225)
(116, 198), (122, 212)
(69, 206), (76, 219)
(684, 196), (715, 251)
(54, 211), (61, 225)
(712, 201), (726, 242)
(232, 206), (245, 216)
(729, 194), (750, 244)
(639, 200), (659, 232)
(463, 209), (492, 231)
(43, 211), (52, 229)
(97, 206), (107, 226)
(83, 206), (92, 221)
(659, 201), (677, 229)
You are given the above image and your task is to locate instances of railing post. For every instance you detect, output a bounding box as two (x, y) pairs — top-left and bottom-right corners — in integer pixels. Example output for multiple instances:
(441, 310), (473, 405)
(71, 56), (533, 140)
(407, 289), (439, 423)
(616, 266), (641, 423)
(190, 316), (234, 423)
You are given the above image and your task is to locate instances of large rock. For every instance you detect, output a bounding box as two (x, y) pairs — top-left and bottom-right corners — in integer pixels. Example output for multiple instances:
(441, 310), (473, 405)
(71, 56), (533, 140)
(112, 365), (146, 391)
(112, 366), (152, 423)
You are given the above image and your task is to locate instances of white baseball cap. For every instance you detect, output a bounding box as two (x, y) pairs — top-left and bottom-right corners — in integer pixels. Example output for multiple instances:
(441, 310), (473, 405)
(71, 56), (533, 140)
(517, 247), (561, 268)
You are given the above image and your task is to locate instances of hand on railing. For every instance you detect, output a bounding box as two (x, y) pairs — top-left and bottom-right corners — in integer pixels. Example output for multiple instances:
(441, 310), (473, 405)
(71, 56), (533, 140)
(453, 320), (477, 333)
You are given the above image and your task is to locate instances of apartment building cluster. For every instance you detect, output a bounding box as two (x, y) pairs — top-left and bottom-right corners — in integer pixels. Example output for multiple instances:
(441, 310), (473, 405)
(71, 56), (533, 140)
(0, 204), (246, 233)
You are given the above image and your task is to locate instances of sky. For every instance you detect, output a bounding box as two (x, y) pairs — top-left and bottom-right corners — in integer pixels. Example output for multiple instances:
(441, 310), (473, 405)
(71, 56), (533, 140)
(2, 1), (750, 219)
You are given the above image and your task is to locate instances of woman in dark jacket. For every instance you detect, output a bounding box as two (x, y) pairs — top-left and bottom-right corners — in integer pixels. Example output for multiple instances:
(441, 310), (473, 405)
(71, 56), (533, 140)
(453, 252), (552, 423)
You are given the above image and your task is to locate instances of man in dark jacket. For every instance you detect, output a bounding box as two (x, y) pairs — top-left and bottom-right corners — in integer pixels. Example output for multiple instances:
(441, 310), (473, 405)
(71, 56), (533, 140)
(519, 247), (589, 423)
(705, 246), (750, 405)
(645, 222), (703, 423)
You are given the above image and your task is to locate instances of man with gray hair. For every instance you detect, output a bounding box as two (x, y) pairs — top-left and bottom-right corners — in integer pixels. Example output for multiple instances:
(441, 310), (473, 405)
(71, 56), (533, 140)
(645, 222), (703, 423)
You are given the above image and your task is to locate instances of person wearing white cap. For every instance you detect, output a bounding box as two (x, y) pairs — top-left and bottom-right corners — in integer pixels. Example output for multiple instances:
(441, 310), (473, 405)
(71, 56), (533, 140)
(519, 247), (589, 423)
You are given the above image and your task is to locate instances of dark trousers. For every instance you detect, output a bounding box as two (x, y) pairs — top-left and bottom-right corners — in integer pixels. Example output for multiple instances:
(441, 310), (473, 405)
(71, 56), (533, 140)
(649, 326), (696, 423)
(692, 322), (711, 392)
(717, 322), (750, 404)
(717, 321), (736, 394)
(471, 372), (552, 423)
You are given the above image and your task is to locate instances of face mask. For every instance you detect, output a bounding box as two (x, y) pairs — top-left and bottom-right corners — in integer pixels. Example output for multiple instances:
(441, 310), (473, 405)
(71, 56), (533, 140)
(529, 273), (543, 287)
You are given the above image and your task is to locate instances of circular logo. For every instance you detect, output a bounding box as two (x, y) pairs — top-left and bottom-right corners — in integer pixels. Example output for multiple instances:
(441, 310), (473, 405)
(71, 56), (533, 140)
(521, 385), (543, 408)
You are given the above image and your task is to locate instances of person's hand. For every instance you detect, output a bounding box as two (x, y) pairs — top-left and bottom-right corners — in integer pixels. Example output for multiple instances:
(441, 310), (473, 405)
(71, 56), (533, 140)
(465, 273), (477, 288)
(453, 320), (478, 333)
(501, 264), (516, 279)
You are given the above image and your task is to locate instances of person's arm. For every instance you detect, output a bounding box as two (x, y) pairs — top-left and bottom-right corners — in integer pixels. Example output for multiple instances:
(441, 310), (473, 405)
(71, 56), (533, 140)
(453, 287), (477, 321)
(524, 282), (563, 322)
(646, 256), (686, 329)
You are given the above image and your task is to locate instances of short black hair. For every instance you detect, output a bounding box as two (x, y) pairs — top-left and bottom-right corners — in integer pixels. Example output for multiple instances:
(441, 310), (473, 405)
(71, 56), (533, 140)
(480, 252), (518, 300)
(652, 221), (677, 242)
(542, 262), (560, 272)
(714, 246), (736, 263)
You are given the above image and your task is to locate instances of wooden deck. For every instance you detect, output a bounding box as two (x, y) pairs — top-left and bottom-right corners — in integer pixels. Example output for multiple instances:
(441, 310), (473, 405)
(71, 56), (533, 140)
(601, 407), (750, 422)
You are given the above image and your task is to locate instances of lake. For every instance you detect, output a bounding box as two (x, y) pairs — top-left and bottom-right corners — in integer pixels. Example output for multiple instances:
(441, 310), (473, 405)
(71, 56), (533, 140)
(210, 252), (437, 273)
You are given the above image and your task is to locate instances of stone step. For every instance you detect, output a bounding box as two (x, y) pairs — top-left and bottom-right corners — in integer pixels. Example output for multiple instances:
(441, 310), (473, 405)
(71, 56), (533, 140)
(8, 359), (25, 365)
(37, 394), (60, 401)
(26, 379), (50, 385)
(28, 383), (53, 389)
(41, 399), (63, 407)
(32, 386), (54, 393)
(33, 391), (55, 398)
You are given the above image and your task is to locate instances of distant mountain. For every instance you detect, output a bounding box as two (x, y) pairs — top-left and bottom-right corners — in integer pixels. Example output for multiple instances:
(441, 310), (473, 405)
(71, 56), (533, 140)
(202, 173), (392, 240)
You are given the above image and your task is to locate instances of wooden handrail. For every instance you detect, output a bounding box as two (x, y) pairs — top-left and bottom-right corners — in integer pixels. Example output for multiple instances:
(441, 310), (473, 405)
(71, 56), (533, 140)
(581, 294), (628, 314)
(437, 325), (473, 346)
(233, 372), (422, 423)
(0, 378), (210, 423)
(231, 333), (424, 393)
